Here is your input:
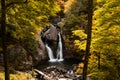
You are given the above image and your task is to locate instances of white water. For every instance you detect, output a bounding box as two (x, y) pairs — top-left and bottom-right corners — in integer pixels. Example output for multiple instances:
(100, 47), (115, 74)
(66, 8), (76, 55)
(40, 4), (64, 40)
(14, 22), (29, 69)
(45, 32), (64, 62)
(57, 32), (64, 61)
(45, 44), (57, 62)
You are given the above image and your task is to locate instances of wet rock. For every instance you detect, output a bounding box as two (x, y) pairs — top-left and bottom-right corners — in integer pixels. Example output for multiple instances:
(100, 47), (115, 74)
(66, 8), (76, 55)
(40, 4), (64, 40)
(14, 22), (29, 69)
(43, 24), (59, 41)
(41, 24), (61, 42)
(40, 24), (64, 58)
(33, 38), (47, 64)
(7, 44), (31, 71)
(34, 66), (82, 80)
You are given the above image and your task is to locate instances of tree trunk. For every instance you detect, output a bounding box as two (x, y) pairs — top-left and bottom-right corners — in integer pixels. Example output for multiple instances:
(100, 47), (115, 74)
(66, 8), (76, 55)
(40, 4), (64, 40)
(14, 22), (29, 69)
(98, 52), (100, 69)
(82, 0), (93, 80)
(1, 0), (10, 80)
(34, 69), (52, 80)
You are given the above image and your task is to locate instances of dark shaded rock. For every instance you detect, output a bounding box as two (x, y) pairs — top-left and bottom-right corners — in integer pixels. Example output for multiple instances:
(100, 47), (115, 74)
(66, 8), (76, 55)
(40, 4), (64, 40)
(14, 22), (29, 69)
(0, 53), (3, 65)
(44, 25), (58, 41)
(64, 45), (84, 60)
(7, 44), (32, 71)
(40, 24), (64, 58)
(42, 24), (61, 42)
(0, 65), (4, 71)
(33, 38), (47, 65)
(34, 66), (83, 80)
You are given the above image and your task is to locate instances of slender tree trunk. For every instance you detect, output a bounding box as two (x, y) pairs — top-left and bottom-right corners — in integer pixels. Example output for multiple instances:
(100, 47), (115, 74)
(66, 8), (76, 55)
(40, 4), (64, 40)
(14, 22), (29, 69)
(1, 0), (10, 80)
(82, 0), (93, 80)
(98, 52), (100, 69)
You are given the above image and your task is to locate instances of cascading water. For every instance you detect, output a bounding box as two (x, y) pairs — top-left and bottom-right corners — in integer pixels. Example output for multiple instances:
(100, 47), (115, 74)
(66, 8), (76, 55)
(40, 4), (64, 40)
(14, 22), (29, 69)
(45, 44), (56, 62)
(57, 32), (64, 61)
(45, 32), (64, 62)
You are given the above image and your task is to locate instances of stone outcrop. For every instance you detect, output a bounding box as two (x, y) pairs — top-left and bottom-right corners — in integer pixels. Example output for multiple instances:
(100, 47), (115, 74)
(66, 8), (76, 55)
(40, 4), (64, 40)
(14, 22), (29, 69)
(43, 24), (59, 41)
(34, 66), (82, 80)
(7, 44), (31, 71)
(34, 38), (47, 64)
(41, 24), (63, 58)
(5, 42), (47, 71)
(41, 24), (61, 42)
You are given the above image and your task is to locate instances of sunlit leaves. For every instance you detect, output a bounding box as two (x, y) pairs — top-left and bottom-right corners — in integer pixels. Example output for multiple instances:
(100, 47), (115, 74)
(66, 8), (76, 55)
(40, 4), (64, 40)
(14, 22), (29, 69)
(88, 0), (120, 79)
(72, 30), (87, 40)
(94, 0), (120, 27)
(64, 0), (83, 21)
(63, 0), (88, 51)
(72, 30), (87, 50)
(74, 40), (86, 50)
(5, 0), (60, 39)
(71, 0), (120, 79)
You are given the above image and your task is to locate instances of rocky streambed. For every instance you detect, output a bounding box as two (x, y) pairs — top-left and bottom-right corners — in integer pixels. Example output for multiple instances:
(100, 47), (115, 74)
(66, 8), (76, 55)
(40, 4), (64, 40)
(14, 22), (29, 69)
(34, 66), (82, 80)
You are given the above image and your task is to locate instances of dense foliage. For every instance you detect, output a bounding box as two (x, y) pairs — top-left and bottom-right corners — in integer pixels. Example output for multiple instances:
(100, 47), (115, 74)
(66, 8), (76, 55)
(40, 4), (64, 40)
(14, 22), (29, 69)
(63, 0), (88, 56)
(1, 0), (120, 80)
(73, 0), (120, 80)
(0, 0), (60, 73)
(0, 0), (60, 55)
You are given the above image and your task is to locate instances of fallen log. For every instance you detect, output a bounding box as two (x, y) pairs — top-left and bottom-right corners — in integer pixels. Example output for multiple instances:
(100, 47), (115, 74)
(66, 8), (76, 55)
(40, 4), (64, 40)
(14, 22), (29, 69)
(34, 69), (52, 80)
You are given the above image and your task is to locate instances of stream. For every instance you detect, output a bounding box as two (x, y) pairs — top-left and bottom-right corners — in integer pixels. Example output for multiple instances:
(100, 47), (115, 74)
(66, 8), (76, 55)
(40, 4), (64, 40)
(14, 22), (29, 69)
(35, 59), (81, 71)
(34, 59), (82, 80)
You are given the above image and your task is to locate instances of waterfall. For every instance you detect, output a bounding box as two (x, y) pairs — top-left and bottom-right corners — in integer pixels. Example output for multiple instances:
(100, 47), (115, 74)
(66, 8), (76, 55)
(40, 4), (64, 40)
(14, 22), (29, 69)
(57, 32), (64, 61)
(45, 32), (64, 62)
(45, 44), (57, 62)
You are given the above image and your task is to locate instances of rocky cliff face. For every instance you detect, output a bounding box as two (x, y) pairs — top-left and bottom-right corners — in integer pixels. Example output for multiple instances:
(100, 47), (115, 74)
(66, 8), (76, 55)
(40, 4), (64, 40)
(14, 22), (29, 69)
(7, 44), (30, 71)
(41, 24), (62, 41)
(41, 24), (63, 58)
(1, 40), (47, 71)
(42, 24), (59, 41)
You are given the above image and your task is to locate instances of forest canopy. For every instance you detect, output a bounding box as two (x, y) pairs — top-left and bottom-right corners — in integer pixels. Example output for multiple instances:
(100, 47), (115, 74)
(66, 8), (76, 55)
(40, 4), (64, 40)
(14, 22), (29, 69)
(73, 0), (120, 80)
(0, 0), (120, 80)
(0, 0), (61, 54)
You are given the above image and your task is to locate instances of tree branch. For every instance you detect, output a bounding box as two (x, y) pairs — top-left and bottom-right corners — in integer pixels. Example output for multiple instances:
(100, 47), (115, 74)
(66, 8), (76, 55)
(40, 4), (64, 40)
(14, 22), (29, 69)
(6, 0), (28, 8)
(34, 69), (52, 80)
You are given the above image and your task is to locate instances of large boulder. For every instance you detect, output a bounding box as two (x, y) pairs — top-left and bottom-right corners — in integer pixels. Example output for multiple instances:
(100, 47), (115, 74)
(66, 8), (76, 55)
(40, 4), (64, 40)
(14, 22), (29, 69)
(34, 38), (47, 64)
(41, 24), (63, 57)
(6, 39), (48, 71)
(8, 44), (31, 71)
(41, 24), (61, 42)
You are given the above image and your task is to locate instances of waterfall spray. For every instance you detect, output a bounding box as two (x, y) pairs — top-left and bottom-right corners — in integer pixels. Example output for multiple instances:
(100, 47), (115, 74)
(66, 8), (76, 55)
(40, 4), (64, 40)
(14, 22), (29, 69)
(45, 44), (57, 62)
(45, 32), (64, 62)
(57, 32), (64, 61)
